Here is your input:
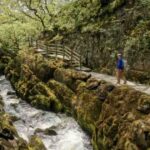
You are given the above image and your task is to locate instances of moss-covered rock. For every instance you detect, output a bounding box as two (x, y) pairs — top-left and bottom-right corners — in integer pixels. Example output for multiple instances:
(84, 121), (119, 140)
(0, 112), (30, 150)
(28, 135), (46, 150)
(127, 70), (150, 84)
(54, 68), (91, 91)
(0, 56), (11, 75)
(29, 82), (63, 112)
(47, 79), (75, 113)
(96, 86), (150, 149)
(34, 127), (57, 136)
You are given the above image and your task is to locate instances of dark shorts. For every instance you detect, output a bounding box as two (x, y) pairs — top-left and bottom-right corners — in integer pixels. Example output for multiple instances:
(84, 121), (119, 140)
(117, 67), (124, 70)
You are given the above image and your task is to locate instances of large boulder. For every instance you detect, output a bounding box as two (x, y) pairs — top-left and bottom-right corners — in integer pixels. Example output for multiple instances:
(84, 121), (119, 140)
(54, 68), (91, 90)
(28, 135), (46, 150)
(0, 113), (29, 150)
(28, 82), (63, 112)
(47, 80), (75, 112)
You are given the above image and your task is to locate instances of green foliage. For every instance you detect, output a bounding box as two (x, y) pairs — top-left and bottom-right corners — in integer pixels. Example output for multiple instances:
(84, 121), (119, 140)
(0, 21), (40, 50)
(0, 0), (150, 53)
(55, 0), (100, 32)
(139, 0), (150, 7)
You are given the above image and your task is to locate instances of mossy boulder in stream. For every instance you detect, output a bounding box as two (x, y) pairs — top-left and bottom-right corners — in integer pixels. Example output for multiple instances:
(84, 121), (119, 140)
(0, 108), (29, 150)
(29, 82), (63, 112)
(0, 56), (11, 75)
(28, 135), (46, 150)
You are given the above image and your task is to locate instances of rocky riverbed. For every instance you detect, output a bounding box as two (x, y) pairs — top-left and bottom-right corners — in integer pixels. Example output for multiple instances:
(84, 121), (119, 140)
(0, 76), (92, 150)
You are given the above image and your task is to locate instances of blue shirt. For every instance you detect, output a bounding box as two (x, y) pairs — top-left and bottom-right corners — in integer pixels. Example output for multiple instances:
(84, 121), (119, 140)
(117, 58), (124, 70)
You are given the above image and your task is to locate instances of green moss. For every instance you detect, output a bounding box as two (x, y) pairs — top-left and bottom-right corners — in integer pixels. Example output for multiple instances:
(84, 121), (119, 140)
(108, 0), (125, 13)
(54, 68), (91, 91)
(0, 62), (5, 74)
(30, 94), (51, 110)
(54, 68), (74, 89)
(29, 94), (62, 112)
(47, 80), (75, 109)
(0, 113), (18, 137)
(28, 135), (46, 150)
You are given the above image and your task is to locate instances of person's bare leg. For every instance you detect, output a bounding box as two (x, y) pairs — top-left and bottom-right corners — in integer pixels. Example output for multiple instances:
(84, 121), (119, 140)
(123, 70), (127, 84)
(116, 69), (120, 84)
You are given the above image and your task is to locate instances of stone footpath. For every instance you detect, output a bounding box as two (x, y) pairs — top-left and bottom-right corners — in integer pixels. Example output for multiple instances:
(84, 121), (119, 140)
(83, 72), (150, 95)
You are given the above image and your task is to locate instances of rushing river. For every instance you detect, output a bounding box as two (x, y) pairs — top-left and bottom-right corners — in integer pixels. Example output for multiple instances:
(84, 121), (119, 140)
(0, 76), (92, 150)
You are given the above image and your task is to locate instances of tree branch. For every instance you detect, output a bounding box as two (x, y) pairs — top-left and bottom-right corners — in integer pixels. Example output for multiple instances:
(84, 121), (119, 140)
(25, 0), (46, 30)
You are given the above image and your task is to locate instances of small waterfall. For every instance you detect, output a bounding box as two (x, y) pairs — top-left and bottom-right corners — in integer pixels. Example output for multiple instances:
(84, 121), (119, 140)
(0, 76), (93, 150)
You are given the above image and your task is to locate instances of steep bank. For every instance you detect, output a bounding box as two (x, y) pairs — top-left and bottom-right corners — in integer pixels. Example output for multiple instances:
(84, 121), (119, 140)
(5, 49), (150, 150)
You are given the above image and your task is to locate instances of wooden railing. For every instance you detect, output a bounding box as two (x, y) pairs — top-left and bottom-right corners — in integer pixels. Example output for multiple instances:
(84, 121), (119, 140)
(35, 43), (81, 68)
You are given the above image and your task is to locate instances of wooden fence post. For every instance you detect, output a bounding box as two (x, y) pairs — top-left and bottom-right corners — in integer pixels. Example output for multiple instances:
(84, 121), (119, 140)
(63, 44), (65, 61)
(56, 44), (58, 59)
(46, 44), (48, 54)
(71, 48), (73, 67)
(80, 48), (82, 70)
(36, 40), (38, 49)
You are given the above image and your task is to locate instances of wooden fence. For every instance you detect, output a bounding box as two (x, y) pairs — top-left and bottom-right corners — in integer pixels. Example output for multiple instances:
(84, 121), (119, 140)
(35, 43), (81, 68)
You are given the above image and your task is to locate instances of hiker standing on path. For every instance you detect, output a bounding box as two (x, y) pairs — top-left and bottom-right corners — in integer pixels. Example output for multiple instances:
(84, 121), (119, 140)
(116, 53), (127, 84)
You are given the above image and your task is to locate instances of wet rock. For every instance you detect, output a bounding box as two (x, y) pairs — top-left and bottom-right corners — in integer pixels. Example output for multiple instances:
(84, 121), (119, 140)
(29, 135), (46, 150)
(0, 97), (4, 112)
(137, 104), (150, 114)
(34, 128), (44, 134)
(44, 128), (57, 136)
(17, 138), (29, 150)
(0, 96), (4, 106)
(7, 91), (16, 95)
(34, 127), (58, 135)
(0, 145), (5, 150)
(86, 78), (100, 90)
(10, 103), (18, 109)
(0, 139), (15, 150)
(106, 84), (115, 92)
(98, 92), (108, 102)
(0, 113), (30, 149)
(0, 106), (4, 112)
(0, 128), (14, 140)
(9, 95), (18, 99)
(10, 115), (20, 122)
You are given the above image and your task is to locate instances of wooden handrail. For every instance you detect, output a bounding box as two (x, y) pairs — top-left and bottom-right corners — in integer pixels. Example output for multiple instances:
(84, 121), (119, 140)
(38, 43), (80, 57)
(36, 43), (81, 67)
